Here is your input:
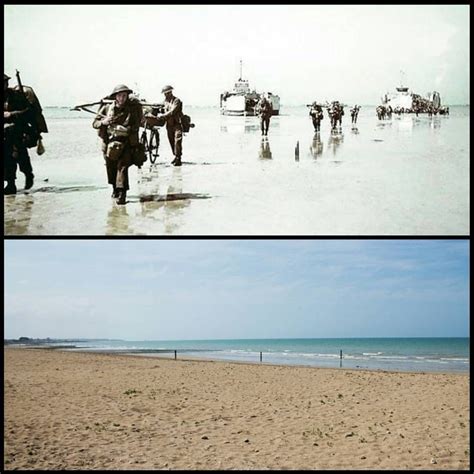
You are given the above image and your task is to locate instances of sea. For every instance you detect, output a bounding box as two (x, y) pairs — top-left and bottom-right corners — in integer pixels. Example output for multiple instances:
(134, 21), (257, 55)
(56, 337), (469, 373)
(4, 105), (470, 235)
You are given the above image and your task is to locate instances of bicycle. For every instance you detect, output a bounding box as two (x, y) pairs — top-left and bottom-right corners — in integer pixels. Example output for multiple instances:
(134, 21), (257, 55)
(140, 123), (160, 164)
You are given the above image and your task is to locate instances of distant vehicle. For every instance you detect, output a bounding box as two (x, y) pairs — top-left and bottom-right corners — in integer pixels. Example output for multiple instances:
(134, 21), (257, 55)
(220, 60), (280, 116)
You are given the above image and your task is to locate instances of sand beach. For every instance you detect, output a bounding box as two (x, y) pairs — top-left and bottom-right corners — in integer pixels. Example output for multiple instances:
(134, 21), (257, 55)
(4, 347), (470, 470)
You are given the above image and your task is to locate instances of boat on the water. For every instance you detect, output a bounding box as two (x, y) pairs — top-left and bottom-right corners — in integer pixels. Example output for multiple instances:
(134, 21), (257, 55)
(381, 72), (441, 112)
(220, 61), (280, 116)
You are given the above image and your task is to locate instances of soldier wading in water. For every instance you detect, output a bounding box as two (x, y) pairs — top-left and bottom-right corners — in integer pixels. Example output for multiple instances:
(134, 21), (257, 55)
(309, 102), (324, 132)
(155, 85), (184, 166)
(255, 94), (273, 136)
(93, 84), (143, 205)
(4, 73), (42, 194)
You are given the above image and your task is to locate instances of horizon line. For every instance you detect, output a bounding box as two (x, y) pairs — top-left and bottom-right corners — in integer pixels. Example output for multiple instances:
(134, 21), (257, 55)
(4, 335), (469, 342)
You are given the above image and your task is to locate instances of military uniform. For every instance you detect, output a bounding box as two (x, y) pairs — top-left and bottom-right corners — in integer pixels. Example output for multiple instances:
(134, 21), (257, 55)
(93, 85), (143, 204)
(255, 97), (273, 135)
(309, 103), (324, 131)
(350, 105), (360, 124)
(4, 74), (35, 194)
(160, 85), (184, 166)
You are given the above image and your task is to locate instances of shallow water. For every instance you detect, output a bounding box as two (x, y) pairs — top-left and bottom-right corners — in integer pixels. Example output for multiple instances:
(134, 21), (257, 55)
(4, 106), (469, 235)
(57, 337), (470, 373)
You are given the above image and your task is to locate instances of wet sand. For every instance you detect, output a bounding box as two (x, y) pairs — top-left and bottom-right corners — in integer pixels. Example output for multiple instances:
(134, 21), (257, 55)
(3, 106), (469, 235)
(4, 347), (470, 470)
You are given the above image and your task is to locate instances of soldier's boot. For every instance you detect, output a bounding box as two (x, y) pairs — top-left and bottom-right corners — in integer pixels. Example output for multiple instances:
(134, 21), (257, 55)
(116, 189), (126, 205)
(4, 181), (17, 195)
(172, 156), (182, 167)
(25, 173), (34, 190)
(111, 185), (119, 198)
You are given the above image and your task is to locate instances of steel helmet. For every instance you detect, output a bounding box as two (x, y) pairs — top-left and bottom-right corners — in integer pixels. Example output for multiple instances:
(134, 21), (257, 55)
(161, 85), (174, 93)
(109, 84), (133, 98)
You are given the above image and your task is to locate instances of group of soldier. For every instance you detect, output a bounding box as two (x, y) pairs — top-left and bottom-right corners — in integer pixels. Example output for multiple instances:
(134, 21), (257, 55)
(4, 75), (185, 204)
(5, 72), (451, 204)
(92, 83), (184, 204)
(376, 103), (449, 119)
(308, 101), (361, 132)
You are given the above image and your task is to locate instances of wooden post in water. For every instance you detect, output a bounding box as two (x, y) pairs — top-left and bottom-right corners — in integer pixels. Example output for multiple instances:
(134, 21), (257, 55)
(260, 351), (262, 363)
(295, 141), (300, 161)
(174, 350), (177, 360)
(340, 350), (342, 368)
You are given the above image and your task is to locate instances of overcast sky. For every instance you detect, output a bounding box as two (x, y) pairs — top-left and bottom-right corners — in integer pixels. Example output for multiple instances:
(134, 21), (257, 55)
(4, 240), (469, 340)
(4, 4), (470, 106)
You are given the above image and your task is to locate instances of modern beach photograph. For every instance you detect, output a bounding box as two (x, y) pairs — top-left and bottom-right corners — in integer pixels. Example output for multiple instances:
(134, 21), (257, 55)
(4, 239), (470, 470)
(3, 4), (470, 235)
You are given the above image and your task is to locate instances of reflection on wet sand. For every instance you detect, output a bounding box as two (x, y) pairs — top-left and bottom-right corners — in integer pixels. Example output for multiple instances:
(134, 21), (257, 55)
(106, 204), (132, 235)
(220, 117), (280, 135)
(4, 194), (34, 234)
(351, 126), (359, 135)
(309, 132), (324, 159)
(327, 131), (344, 156)
(430, 117), (441, 130)
(258, 138), (272, 159)
(163, 170), (190, 234)
(136, 168), (192, 234)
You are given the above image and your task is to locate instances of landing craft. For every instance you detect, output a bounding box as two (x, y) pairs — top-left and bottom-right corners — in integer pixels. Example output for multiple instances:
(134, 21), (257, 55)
(381, 74), (441, 113)
(220, 60), (280, 116)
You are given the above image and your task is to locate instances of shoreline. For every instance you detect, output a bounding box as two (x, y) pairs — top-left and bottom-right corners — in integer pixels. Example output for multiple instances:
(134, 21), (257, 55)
(4, 347), (469, 469)
(11, 345), (469, 376)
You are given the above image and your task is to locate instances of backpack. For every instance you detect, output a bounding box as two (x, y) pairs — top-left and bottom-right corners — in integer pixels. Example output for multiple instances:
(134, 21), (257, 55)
(181, 114), (195, 133)
(14, 85), (48, 134)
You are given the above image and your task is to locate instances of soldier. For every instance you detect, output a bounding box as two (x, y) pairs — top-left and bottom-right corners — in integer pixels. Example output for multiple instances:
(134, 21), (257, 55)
(309, 102), (324, 132)
(255, 93), (273, 136)
(156, 85), (184, 166)
(4, 73), (35, 194)
(350, 105), (360, 125)
(93, 84), (143, 205)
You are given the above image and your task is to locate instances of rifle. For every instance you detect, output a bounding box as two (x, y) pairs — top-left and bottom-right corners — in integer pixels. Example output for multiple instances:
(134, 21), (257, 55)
(16, 69), (25, 95)
(70, 100), (114, 117)
(15, 70), (45, 152)
(71, 99), (165, 117)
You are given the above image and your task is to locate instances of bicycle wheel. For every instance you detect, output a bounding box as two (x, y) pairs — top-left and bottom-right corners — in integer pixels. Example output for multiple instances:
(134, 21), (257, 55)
(140, 129), (150, 161)
(149, 128), (160, 164)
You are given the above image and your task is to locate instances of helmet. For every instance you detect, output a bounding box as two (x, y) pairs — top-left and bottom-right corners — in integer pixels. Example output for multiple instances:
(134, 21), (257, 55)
(161, 85), (174, 93)
(4, 73), (11, 81)
(109, 84), (133, 98)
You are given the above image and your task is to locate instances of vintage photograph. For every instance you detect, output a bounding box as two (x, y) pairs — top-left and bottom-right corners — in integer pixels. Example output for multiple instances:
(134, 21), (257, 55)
(3, 4), (469, 235)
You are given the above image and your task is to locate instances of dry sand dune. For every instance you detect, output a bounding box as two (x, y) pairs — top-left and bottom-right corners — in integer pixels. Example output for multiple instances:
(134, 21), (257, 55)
(4, 347), (470, 470)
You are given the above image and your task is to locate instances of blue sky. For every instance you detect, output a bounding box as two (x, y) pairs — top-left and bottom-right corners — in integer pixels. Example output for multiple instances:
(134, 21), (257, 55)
(4, 240), (469, 340)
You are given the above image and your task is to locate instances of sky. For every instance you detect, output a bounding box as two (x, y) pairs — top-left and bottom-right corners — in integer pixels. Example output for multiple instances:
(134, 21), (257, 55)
(4, 4), (470, 107)
(4, 240), (469, 340)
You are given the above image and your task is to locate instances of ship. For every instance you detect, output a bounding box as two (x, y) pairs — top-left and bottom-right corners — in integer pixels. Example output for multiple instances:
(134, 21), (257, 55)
(381, 71), (441, 112)
(220, 60), (280, 116)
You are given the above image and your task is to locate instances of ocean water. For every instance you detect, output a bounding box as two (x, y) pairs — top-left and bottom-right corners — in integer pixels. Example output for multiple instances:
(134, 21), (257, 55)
(60, 337), (469, 373)
(4, 105), (469, 235)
